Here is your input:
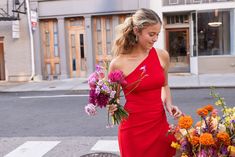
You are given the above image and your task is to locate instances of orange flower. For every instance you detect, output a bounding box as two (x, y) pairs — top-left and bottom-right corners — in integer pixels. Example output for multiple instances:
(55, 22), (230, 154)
(178, 115), (193, 129)
(204, 104), (214, 112)
(189, 136), (199, 146)
(195, 121), (202, 127)
(217, 132), (230, 145)
(199, 133), (215, 146)
(197, 108), (208, 117)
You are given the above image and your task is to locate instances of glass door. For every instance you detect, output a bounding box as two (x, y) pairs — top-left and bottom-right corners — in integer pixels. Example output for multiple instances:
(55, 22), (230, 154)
(166, 29), (190, 73)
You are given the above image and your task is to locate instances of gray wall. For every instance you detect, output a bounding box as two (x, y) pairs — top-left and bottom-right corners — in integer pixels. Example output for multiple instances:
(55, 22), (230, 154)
(37, 0), (148, 17)
(0, 1), (31, 81)
(198, 56), (235, 74)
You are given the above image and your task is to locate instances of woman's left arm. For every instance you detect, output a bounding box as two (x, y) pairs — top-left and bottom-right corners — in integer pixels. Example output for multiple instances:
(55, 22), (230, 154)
(160, 49), (182, 118)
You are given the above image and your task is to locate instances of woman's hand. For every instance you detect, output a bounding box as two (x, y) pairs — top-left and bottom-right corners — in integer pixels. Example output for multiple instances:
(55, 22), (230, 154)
(107, 104), (118, 116)
(165, 104), (182, 119)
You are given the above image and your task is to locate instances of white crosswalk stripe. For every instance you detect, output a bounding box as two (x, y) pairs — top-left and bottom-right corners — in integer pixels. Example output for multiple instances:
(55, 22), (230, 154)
(91, 140), (119, 153)
(19, 95), (88, 99)
(4, 141), (60, 157)
(1, 137), (119, 156)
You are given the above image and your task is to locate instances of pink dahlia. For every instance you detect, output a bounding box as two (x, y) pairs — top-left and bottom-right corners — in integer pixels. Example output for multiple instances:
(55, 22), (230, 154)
(108, 70), (126, 85)
(96, 93), (109, 108)
(88, 72), (98, 89)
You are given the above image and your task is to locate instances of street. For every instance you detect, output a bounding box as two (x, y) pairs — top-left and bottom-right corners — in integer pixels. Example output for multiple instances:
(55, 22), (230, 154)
(0, 88), (234, 156)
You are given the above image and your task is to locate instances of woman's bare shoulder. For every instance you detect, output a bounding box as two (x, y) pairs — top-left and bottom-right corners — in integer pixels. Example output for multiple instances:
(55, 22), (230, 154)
(155, 48), (169, 59)
(155, 48), (170, 69)
(109, 56), (123, 72)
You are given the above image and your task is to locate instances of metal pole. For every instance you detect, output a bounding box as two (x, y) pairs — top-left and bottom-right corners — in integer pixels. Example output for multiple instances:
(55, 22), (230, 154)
(25, 0), (35, 80)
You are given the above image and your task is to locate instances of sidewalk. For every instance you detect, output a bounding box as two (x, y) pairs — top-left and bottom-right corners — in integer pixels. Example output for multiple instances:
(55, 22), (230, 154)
(0, 73), (235, 92)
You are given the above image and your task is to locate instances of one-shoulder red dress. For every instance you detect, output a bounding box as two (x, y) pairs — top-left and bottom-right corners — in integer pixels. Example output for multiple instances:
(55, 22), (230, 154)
(119, 47), (176, 157)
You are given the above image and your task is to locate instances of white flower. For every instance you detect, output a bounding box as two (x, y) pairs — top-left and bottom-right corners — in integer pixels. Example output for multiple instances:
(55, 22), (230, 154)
(110, 91), (116, 98)
(95, 86), (100, 94)
(85, 103), (97, 116)
(97, 80), (103, 86)
(218, 124), (226, 132)
(179, 129), (187, 136)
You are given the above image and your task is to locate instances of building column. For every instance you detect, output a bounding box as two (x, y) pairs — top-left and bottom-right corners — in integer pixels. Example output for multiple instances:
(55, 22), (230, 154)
(31, 1), (43, 80)
(231, 9), (235, 55)
(57, 17), (68, 79)
(84, 15), (95, 76)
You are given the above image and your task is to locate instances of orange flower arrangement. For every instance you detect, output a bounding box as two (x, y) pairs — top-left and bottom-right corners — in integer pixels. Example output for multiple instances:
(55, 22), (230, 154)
(199, 133), (215, 146)
(168, 90), (235, 157)
(178, 115), (193, 129)
(204, 104), (214, 112)
(189, 136), (199, 146)
(196, 108), (208, 117)
(217, 132), (231, 146)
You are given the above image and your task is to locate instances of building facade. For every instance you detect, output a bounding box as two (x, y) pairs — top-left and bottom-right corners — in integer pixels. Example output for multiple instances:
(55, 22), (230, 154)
(151, 0), (235, 74)
(0, 0), (32, 81)
(0, 0), (234, 81)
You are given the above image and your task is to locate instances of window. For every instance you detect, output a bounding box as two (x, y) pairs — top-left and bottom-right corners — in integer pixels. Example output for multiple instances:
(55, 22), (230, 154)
(93, 14), (130, 65)
(166, 15), (189, 24)
(198, 10), (230, 55)
(193, 10), (231, 56)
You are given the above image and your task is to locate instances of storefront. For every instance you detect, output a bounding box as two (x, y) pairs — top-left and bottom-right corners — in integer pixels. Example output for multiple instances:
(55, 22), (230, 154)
(152, 0), (235, 74)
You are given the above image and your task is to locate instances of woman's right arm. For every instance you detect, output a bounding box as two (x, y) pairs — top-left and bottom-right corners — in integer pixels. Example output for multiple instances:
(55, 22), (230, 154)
(107, 58), (119, 115)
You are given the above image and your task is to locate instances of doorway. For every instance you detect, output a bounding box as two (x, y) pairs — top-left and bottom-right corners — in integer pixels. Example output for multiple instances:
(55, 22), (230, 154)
(0, 39), (5, 80)
(40, 19), (61, 80)
(166, 29), (190, 73)
(67, 17), (87, 78)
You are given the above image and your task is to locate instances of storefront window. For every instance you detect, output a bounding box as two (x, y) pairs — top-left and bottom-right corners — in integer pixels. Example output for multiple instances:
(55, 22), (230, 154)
(197, 10), (231, 56)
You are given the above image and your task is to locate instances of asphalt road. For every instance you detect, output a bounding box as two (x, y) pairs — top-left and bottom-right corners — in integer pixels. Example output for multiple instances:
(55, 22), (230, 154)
(0, 88), (234, 156)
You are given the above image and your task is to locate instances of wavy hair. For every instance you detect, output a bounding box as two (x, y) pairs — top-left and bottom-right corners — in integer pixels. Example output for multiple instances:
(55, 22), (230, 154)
(112, 8), (162, 56)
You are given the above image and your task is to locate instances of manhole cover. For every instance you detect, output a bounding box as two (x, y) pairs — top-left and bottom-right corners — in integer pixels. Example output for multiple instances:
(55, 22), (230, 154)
(80, 152), (120, 157)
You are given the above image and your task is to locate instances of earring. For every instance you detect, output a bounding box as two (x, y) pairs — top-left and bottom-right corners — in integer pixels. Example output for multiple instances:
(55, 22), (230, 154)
(135, 35), (138, 43)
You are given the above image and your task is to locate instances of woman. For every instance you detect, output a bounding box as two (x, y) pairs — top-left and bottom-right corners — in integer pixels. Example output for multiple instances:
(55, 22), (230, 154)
(108, 8), (182, 157)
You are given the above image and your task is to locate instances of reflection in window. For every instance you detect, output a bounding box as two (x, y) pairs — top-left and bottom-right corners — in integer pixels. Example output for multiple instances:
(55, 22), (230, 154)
(79, 34), (86, 71)
(45, 31), (50, 58)
(80, 34), (84, 58)
(71, 34), (76, 71)
(53, 22), (59, 57)
(47, 64), (51, 75)
(106, 17), (112, 55)
(96, 18), (102, 55)
(197, 10), (230, 56)
(55, 63), (60, 75)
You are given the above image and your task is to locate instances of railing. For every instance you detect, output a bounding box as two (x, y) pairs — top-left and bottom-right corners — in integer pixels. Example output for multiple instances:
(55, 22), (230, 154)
(162, 0), (234, 6)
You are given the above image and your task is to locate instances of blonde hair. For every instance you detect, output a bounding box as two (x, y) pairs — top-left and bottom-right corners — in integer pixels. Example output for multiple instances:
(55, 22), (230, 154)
(112, 8), (162, 56)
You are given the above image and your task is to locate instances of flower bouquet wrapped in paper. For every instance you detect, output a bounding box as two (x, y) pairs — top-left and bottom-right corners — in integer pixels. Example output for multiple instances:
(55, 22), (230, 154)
(168, 89), (235, 157)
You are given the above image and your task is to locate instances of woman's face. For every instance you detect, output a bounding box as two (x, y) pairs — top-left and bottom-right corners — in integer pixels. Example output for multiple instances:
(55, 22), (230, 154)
(137, 23), (161, 50)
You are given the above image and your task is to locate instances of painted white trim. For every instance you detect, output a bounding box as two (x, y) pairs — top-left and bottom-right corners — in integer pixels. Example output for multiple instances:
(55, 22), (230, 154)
(4, 141), (60, 157)
(91, 140), (119, 153)
(19, 94), (89, 99)
(161, 2), (235, 12)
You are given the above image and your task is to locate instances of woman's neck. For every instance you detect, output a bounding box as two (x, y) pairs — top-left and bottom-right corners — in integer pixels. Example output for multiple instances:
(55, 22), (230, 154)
(130, 45), (150, 56)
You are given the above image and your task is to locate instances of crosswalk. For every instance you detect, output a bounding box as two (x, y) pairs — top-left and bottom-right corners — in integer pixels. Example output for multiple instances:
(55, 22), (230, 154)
(1, 139), (119, 157)
(4, 141), (61, 157)
(91, 140), (119, 153)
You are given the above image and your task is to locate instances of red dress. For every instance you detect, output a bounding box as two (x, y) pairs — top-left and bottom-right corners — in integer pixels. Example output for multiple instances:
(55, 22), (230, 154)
(119, 48), (176, 157)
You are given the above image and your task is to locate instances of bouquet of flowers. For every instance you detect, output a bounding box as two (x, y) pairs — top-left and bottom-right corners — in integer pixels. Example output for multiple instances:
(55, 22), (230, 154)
(85, 64), (148, 127)
(85, 65), (128, 127)
(169, 89), (235, 157)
